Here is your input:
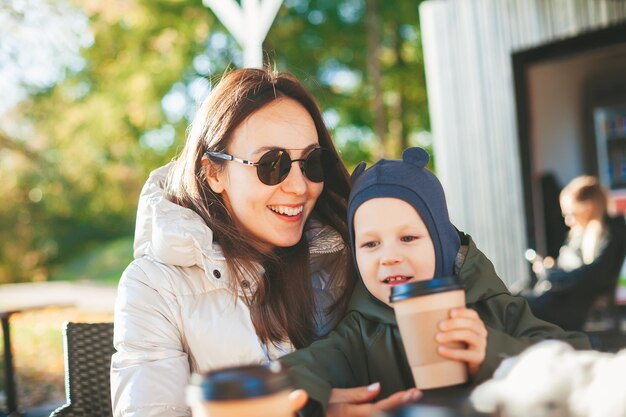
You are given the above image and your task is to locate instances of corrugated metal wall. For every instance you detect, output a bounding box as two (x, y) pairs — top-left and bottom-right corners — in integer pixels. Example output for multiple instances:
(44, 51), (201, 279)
(420, 0), (626, 286)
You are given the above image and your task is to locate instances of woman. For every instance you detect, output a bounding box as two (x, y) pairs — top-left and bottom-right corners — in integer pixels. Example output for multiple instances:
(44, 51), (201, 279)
(110, 68), (414, 417)
(527, 175), (626, 330)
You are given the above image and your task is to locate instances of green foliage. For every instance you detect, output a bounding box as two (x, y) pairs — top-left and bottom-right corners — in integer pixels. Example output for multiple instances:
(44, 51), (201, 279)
(0, 0), (431, 283)
(49, 236), (134, 284)
(267, 0), (430, 163)
(1, 0), (215, 282)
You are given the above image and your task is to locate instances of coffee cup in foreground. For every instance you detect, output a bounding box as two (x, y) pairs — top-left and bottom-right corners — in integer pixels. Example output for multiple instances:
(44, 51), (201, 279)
(390, 277), (468, 390)
(186, 363), (304, 417)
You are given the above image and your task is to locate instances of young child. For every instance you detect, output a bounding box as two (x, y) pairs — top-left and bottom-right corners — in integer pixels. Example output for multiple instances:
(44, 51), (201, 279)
(279, 147), (590, 413)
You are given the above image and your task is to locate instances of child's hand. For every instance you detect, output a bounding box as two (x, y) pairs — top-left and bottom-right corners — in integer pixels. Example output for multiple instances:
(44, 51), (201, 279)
(436, 307), (487, 376)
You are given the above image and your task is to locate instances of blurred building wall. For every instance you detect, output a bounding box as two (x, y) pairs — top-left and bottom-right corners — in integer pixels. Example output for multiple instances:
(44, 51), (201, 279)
(419, 0), (626, 285)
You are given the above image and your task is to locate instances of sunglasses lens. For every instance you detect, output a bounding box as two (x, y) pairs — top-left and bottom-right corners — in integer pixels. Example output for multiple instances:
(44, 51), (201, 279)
(304, 148), (335, 183)
(256, 148), (334, 185)
(257, 149), (291, 185)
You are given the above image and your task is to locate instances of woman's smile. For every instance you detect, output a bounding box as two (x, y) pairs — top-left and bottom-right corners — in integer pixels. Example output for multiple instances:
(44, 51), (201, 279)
(267, 204), (305, 224)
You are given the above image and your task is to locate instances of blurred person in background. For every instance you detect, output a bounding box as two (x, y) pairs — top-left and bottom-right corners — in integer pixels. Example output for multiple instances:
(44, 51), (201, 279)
(525, 175), (626, 331)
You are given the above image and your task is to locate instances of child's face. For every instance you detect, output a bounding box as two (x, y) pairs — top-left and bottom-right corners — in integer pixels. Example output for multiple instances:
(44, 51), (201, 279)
(353, 197), (436, 307)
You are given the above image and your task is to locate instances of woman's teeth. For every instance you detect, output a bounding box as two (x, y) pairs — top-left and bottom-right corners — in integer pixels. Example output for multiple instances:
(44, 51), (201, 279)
(268, 205), (304, 216)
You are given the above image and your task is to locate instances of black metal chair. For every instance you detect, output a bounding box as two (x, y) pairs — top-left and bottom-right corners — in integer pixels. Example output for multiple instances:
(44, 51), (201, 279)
(50, 322), (115, 417)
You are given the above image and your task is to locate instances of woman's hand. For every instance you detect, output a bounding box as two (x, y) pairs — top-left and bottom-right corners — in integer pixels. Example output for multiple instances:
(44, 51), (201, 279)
(436, 308), (487, 376)
(327, 383), (421, 417)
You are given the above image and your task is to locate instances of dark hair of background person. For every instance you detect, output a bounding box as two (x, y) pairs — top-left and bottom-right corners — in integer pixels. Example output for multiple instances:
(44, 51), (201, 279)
(540, 172), (568, 258)
(166, 68), (354, 348)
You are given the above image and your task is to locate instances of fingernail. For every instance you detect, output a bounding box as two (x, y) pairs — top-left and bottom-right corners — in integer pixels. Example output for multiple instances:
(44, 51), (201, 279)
(402, 389), (420, 402)
(436, 332), (445, 341)
(368, 382), (380, 392)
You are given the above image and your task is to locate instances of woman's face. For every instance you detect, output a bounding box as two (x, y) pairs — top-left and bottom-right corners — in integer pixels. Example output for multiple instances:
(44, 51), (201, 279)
(207, 98), (324, 252)
(560, 194), (593, 228)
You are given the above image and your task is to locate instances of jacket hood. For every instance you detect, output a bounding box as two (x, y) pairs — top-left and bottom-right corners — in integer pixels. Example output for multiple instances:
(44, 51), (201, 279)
(347, 234), (510, 325)
(348, 148), (460, 280)
(133, 163), (221, 267)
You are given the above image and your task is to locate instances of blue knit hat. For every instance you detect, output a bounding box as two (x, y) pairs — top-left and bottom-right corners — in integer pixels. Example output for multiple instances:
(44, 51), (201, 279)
(348, 147), (460, 280)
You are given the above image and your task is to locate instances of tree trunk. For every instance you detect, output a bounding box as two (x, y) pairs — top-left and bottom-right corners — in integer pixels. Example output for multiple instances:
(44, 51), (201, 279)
(0, 129), (42, 164)
(394, 27), (407, 152)
(365, 0), (386, 158)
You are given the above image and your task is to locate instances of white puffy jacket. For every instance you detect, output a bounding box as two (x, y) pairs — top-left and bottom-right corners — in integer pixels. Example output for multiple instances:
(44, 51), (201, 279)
(110, 164), (348, 417)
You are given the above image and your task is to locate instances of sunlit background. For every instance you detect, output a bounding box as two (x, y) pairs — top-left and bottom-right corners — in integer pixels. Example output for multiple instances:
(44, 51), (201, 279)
(0, 0), (431, 412)
(1, 0), (431, 286)
(5, 0), (626, 413)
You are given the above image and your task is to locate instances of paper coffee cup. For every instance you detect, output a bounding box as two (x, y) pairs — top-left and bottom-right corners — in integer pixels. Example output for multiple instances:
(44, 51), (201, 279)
(187, 363), (295, 417)
(390, 277), (468, 390)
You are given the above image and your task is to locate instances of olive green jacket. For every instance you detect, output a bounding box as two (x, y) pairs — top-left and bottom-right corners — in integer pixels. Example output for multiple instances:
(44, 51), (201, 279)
(280, 234), (590, 411)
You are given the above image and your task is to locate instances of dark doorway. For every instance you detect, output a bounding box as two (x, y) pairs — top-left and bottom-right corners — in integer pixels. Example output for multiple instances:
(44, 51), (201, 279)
(513, 22), (626, 256)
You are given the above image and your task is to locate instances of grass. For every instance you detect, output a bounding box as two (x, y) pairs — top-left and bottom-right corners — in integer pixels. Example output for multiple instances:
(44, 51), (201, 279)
(0, 308), (113, 412)
(49, 236), (134, 285)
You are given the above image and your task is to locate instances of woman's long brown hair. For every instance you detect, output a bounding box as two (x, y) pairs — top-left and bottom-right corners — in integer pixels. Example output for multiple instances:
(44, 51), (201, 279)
(166, 68), (353, 348)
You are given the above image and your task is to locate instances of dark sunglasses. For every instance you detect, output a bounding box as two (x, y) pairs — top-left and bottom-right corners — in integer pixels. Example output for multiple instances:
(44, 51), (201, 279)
(205, 147), (337, 186)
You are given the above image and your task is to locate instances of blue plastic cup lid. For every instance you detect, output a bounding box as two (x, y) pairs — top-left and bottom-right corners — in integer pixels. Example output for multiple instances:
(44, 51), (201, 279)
(389, 276), (464, 303)
(191, 363), (292, 401)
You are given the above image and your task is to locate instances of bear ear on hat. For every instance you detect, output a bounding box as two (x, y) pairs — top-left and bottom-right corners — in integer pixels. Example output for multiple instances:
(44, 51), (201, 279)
(350, 162), (367, 185)
(402, 147), (430, 168)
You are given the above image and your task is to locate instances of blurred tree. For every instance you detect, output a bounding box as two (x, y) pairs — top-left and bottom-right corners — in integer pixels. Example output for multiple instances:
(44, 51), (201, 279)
(0, 0), (91, 283)
(0, 0), (431, 283)
(0, 0), (216, 282)
(266, 0), (431, 163)
(0, 0), (91, 115)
